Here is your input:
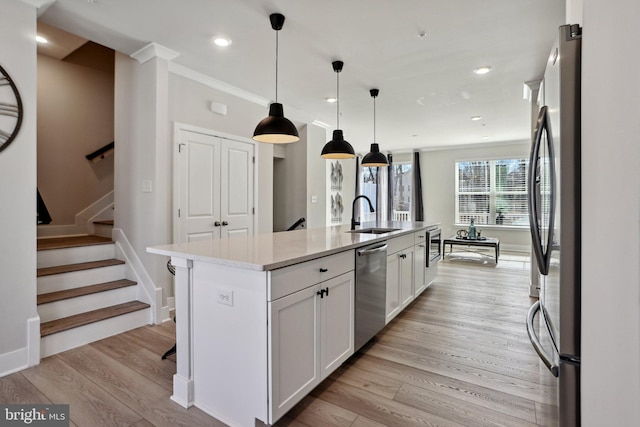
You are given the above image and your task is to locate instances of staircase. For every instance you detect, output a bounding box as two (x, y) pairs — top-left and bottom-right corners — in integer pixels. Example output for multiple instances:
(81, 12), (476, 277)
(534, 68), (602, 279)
(37, 234), (150, 358)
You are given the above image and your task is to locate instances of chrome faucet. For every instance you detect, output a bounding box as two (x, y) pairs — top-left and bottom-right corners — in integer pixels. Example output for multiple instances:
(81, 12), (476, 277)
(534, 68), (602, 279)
(351, 195), (375, 230)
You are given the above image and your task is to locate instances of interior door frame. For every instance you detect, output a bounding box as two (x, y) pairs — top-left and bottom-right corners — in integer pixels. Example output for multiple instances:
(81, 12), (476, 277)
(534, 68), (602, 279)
(172, 122), (258, 244)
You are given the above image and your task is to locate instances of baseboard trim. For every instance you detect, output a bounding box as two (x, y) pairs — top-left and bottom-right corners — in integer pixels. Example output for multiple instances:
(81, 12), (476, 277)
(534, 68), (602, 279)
(0, 347), (29, 378)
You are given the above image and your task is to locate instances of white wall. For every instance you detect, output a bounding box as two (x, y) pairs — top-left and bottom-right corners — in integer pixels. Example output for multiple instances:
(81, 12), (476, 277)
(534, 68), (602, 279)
(114, 53), (171, 310)
(37, 53), (114, 225)
(0, 0), (39, 375)
(306, 125), (329, 229)
(273, 125), (308, 232)
(168, 73), (274, 234)
(580, 0), (640, 425)
(419, 141), (532, 251)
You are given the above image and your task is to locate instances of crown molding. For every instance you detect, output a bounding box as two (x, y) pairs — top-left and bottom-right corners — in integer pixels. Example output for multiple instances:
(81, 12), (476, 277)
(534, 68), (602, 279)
(130, 42), (181, 64)
(19, 0), (55, 15)
(169, 62), (268, 107)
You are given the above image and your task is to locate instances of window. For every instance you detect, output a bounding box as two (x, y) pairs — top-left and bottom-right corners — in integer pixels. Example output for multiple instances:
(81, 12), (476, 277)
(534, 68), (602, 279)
(455, 158), (529, 226)
(358, 161), (413, 222)
(391, 162), (412, 221)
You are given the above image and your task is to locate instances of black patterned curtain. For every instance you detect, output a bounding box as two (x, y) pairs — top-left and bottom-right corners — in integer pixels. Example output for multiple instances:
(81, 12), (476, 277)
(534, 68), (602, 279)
(412, 151), (424, 221)
(354, 156), (361, 220)
(386, 153), (394, 221)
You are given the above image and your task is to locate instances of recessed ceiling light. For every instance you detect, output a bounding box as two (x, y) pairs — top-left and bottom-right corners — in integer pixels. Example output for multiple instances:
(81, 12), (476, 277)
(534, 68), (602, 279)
(471, 116), (482, 121)
(417, 32), (427, 39)
(483, 136), (490, 140)
(325, 97), (337, 103)
(212, 37), (232, 47)
(36, 35), (48, 44)
(473, 66), (492, 75)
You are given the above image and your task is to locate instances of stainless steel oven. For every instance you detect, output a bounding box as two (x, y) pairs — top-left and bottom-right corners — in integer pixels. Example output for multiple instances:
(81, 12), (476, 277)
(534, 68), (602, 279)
(426, 228), (442, 267)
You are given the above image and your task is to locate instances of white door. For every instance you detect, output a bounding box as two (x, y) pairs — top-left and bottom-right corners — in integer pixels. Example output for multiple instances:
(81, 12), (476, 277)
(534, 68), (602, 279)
(176, 129), (254, 243)
(220, 140), (254, 238)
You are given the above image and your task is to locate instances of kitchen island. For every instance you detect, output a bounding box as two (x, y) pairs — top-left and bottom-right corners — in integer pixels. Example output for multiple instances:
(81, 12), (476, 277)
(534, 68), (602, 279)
(147, 221), (439, 427)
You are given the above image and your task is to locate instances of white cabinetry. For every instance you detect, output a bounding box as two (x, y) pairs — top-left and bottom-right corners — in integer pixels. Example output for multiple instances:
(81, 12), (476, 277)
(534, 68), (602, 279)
(268, 253), (354, 422)
(386, 233), (416, 323)
(414, 229), (428, 296)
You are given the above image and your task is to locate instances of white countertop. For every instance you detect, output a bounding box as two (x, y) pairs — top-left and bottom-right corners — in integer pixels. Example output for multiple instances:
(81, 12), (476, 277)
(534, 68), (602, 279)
(147, 221), (438, 271)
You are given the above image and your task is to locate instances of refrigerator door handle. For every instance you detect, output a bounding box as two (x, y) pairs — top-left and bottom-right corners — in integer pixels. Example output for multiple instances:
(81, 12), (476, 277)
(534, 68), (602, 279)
(527, 301), (559, 377)
(528, 106), (556, 275)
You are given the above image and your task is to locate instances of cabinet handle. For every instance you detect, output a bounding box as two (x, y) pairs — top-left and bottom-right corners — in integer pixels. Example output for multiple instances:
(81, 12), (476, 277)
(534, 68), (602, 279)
(418, 235), (425, 238)
(214, 221), (221, 227)
(325, 287), (329, 296)
(400, 253), (407, 259)
(317, 289), (324, 298)
(222, 221), (229, 226)
(319, 268), (328, 273)
(418, 244), (425, 248)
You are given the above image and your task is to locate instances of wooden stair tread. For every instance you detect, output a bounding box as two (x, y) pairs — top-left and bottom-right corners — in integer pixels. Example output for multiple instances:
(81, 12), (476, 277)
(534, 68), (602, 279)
(40, 301), (150, 337)
(37, 279), (137, 305)
(37, 259), (125, 277)
(93, 220), (114, 225)
(37, 235), (113, 251)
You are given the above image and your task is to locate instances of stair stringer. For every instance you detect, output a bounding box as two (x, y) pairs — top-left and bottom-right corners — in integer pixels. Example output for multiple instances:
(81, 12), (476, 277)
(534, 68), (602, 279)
(112, 228), (163, 324)
(37, 191), (114, 238)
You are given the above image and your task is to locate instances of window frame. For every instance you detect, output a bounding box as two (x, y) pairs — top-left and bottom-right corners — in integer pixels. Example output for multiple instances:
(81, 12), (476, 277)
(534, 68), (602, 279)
(454, 157), (529, 228)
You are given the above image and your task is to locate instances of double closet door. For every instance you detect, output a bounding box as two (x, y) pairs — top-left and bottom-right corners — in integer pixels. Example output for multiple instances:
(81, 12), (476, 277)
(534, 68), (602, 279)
(176, 129), (254, 243)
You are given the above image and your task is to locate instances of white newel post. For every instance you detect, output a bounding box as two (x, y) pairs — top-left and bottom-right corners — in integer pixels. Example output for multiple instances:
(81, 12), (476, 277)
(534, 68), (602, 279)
(170, 256), (194, 407)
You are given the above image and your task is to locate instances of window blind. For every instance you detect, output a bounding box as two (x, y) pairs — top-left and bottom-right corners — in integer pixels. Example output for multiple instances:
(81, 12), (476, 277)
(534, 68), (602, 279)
(455, 158), (529, 226)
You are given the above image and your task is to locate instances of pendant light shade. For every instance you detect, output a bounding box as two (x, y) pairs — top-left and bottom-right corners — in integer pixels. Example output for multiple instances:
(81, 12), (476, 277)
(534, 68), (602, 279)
(362, 89), (389, 167)
(253, 13), (299, 144)
(321, 61), (355, 159)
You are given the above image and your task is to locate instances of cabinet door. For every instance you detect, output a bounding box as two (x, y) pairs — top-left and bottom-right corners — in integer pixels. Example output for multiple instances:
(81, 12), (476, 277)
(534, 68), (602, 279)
(414, 243), (427, 296)
(320, 272), (354, 379)
(400, 248), (415, 308)
(269, 285), (320, 422)
(386, 253), (401, 323)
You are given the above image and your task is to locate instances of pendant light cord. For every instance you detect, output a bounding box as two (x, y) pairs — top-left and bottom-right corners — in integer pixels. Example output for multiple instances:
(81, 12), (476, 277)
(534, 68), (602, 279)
(275, 30), (279, 102)
(336, 70), (340, 129)
(373, 95), (376, 142)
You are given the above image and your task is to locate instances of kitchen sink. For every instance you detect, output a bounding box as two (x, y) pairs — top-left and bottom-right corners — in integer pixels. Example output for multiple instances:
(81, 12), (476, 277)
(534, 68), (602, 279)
(348, 227), (400, 234)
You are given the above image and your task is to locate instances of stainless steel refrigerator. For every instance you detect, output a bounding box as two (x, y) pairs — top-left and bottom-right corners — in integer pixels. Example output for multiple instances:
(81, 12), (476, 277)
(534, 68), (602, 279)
(526, 24), (581, 427)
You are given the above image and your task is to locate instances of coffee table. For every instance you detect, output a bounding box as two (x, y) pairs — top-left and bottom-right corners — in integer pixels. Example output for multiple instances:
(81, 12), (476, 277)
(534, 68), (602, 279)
(442, 236), (500, 263)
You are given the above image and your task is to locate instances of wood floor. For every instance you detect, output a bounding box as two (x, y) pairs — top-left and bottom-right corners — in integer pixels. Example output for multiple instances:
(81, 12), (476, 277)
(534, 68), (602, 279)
(0, 251), (557, 427)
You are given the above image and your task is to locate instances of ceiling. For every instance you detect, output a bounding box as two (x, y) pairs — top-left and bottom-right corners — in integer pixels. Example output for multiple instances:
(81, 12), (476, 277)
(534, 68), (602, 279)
(36, 0), (565, 153)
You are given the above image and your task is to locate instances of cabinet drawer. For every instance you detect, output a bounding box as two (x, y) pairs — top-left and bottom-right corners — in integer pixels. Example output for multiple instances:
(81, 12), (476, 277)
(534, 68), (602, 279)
(414, 229), (427, 245)
(387, 233), (415, 254)
(269, 251), (355, 301)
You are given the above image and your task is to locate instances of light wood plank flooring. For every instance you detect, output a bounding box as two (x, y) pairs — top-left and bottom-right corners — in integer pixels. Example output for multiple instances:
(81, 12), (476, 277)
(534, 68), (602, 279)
(1, 251), (557, 426)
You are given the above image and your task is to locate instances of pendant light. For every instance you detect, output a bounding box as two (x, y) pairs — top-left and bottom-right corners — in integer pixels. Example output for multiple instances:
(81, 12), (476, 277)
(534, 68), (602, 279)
(361, 89), (389, 167)
(253, 13), (299, 144)
(321, 61), (355, 159)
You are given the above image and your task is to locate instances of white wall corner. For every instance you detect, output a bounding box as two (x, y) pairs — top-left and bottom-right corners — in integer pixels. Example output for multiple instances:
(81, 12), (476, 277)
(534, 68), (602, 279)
(112, 228), (162, 324)
(28, 316), (41, 367)
(131, 42), (181, 64)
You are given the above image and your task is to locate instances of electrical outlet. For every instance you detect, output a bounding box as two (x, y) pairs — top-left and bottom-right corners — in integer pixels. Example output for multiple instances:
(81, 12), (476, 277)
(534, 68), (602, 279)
(217, 288), (233, 306)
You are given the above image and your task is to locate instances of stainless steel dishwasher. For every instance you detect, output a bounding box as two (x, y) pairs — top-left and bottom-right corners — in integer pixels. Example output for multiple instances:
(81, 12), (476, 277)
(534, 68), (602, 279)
(354, 241), (388, 351)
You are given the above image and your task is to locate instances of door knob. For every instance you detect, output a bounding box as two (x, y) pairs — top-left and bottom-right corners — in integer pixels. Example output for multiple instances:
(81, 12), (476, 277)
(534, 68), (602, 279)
(214, 221), (221, 227)
(222, 221), (229, 226)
